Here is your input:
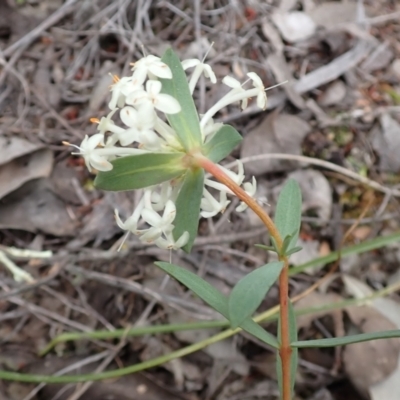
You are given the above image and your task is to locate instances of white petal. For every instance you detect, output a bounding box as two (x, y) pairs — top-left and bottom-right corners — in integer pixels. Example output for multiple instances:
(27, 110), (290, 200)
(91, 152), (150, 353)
(139, 129), (162, 149)
(247, 72), (263, 89)
(89, 153), (113, 171)
(114, 209), (126, 230)
(162, 200), (177, 226)
(139, 227), (162, 242)
(236, 202), (248, 212)
(131, 68), (147, 86)
(120, 106), (138, 128)
(125, 89), (149, 106)
(222, 76), (241, 88)
(182, 59), (200, 70)
(85, 134), (104, 150)
(137, 103), (156, 129)
(141, 208), (162, 227)
(146, 80), (162, 96)
(175, 231), (189, 248)
(257, 91), (267, 110)
(154, 94), (181, 114)
(154, 236), (171, 249)
(118, 128), (139, 146)
(204, 64), (217, 83)
(148, 61), (172, 79)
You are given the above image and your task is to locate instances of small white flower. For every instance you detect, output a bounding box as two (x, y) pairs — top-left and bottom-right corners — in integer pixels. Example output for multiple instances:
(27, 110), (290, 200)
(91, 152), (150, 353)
(182, 59), (217, 94)
(69, 134), (148, 172)
(108, 75), (142, 110)
(149, 182), (173, 211)
(236, 177), (257, 212)
(247, 72), (267, 110)
(96, 109), (126, 138)
(222, 76), (248, 110)
(155, 231), (189, 250)
(131, 55), (173, 85)
(115, 198), (144, 234)
(126, 80), (181, 114)
(74, 134), (112, 172)
(119, 104), (161, 148)
(200, 189), (230, 218)
(139, 200), (177, 243)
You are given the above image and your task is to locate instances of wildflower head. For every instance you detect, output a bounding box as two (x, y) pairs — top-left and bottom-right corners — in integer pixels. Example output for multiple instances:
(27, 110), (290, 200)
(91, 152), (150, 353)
(66, 48), (269, 252)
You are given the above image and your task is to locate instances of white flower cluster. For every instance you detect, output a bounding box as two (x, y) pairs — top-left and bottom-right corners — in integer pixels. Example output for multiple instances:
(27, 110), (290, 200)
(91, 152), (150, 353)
(70, 53), (268, 250)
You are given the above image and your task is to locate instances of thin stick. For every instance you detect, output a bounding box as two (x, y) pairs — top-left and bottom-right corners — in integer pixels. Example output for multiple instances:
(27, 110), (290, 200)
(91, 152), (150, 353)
(223, 153), (400, 197)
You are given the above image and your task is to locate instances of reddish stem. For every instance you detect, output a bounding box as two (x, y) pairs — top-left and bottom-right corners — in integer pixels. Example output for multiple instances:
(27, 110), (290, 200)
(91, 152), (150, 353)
(196, 155), (292, 400)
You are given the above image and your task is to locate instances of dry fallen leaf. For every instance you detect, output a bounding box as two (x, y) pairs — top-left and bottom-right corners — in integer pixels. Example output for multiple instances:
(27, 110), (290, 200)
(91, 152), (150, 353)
(241, 111), (311, 175)
(0, 179), (76, 236)
(0, 149), (53, 199)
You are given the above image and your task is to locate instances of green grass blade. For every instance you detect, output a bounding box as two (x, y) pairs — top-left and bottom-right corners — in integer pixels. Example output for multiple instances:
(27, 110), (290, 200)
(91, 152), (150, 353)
(292, 330), (400, 348)
(290, 231), (400, 275)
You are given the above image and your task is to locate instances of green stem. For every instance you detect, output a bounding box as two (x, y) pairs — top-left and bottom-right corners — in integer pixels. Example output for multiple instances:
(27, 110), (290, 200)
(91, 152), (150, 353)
(194, 155), (292, 400)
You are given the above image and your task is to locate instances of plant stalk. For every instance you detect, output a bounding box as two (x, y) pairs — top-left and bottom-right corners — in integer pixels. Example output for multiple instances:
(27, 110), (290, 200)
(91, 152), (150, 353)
(195, 156), (292, 400)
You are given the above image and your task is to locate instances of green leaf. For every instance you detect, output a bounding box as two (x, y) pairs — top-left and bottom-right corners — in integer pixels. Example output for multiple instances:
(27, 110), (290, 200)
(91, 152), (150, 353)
(94, 153), (185, 191)
(155, 261), (279, 348)
(173, 168), (204, 252)
(160, 48), (202, 150)
(202, 125), (242, 163)
(155, 262), (228, 315)
(228, 261), (284, 328)
(239, 318), (279, 348)
(274, 179), (302, 253)
(285, 246), (303, 256)
(292, 330), (400, 348)
(277, 299), (298, 397)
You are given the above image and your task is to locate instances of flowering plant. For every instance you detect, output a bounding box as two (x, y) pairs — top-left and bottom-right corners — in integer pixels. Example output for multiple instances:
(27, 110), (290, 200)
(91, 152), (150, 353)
(71, 49), (263, 252)
(62, 48), (400, 400)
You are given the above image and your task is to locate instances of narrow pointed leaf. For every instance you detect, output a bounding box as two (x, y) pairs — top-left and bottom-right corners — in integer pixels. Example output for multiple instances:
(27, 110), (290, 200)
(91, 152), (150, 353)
(155, 261), (279, 348)
(160, 48), (202, 150)
(255, 244), (276, 252)
(94, 153), (185, 191)
(228, 261), (284, 328)
(173, 168), (204, 252)
(155, 262), (228, 315)
(292, 330), (400, 348)
(277, 299), (298, 397)
(202, 125), (242, 163)
(239, 318), (279, 348)
(274, 179), (302, 253)
(285, 246), (303, 256)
